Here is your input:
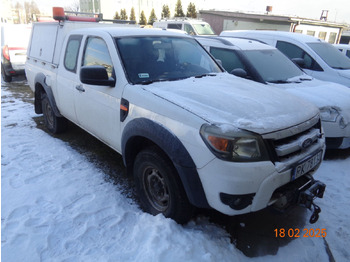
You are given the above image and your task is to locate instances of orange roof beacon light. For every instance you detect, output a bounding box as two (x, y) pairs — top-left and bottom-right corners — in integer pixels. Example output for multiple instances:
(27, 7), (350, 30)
(53, 7), (66, 21)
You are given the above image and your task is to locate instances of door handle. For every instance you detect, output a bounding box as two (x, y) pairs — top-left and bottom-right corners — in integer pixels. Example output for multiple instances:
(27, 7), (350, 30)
(75, 84), (85, 92)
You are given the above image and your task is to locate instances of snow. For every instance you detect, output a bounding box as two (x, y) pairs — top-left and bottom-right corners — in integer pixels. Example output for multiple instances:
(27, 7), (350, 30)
(146, 73), (319, 134)
(2, 83), (350, 262)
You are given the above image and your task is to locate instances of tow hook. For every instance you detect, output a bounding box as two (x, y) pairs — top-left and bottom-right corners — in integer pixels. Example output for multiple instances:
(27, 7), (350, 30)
(309, 203), (321, 224)
(297, 177), (326, 224)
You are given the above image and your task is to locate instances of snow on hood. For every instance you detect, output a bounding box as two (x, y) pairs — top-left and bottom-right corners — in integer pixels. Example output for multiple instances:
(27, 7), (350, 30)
(271, 78), (350, 122)
(337, 69), (350, 80)
(144, 73), (319, 134)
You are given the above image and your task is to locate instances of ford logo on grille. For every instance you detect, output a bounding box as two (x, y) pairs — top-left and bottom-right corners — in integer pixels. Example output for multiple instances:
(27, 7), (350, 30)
(301, 138), (313, 149)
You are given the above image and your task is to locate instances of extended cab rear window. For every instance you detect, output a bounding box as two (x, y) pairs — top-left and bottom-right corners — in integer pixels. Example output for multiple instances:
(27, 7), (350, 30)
(64, 35), (82, 73)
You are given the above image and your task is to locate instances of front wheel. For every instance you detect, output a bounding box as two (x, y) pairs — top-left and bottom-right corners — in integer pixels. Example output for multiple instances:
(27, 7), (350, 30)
(41, 93), (67, 134)
(133, 147), (194, 224)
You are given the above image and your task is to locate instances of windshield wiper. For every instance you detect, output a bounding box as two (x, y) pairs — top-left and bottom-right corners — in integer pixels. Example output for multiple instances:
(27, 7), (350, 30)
(332, 66), (350, 70)
(195, 73), (217, 78)
(267, 80), (291, 84)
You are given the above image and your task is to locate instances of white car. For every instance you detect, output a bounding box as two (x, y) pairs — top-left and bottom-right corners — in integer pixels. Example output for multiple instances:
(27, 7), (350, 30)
(220, 30), (350, 88)
(333, 44), (350, 58)
(1, 24), (32, 82)
(197, 36), (350, 149)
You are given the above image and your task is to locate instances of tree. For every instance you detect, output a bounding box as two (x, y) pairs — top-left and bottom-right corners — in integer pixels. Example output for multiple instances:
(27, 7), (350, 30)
(65, 0), (80, 13)
(174, 0), (185, 17)
(161, 5), (170, 19)
(120, 8), (128, 20)
(24, 1), (40, 23)
(130, 7), (136, 22)
(114, 11), (120, 20)
(186, 2), (197, 18)
(139, 10), (147, 25)
(148, 8), (157, 25)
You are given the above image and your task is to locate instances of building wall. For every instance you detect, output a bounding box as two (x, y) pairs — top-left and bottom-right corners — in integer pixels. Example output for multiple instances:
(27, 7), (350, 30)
(223, 20), (291, 32)
(293, 24), (341, 44)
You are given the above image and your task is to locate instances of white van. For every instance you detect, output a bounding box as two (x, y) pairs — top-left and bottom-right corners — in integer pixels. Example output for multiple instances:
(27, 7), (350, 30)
(220, 30), (350, 88)
(333, 44), (350, 58)
(153, 19), (216, 36)
(197, 36), (350, 149)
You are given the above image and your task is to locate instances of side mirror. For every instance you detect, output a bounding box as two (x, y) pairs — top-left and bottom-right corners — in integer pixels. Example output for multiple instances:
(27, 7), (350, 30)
(230, 68), (248, 78)
(291, 58), (305, 68)
(80, 66), (116, 87)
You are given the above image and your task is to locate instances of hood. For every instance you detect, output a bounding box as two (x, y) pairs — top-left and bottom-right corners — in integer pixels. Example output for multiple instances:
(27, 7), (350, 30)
(276, 78), (350, 122)
(337, 69), (350, 80)
(144, 73), (319, 135)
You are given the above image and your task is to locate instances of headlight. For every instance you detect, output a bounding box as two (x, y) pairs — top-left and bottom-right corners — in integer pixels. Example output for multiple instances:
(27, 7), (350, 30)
(319, 107), (340, 122)
(200, 124), (269, 162)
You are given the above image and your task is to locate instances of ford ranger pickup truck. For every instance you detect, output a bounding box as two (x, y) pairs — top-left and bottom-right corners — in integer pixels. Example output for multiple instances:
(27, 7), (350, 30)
(25, 8), (326, 223)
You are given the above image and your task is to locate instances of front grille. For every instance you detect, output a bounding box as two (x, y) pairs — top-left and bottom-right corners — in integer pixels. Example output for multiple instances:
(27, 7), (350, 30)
(262, 115), (322, 164)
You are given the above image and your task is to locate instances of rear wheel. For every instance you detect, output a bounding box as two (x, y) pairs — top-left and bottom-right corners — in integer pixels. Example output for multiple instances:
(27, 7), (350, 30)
(133, 146), (194, 224)
(1, 66), (12, 83)
(41, 93), (67, 134)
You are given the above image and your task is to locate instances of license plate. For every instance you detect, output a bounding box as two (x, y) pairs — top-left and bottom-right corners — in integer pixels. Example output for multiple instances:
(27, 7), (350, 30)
(292, 151), (323, 180)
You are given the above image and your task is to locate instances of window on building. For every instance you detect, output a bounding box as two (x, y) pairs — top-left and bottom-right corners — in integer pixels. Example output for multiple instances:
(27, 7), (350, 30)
(328, 32), (337, 44)
(318, 31), (327, 40)
(307, 30), (315, 36)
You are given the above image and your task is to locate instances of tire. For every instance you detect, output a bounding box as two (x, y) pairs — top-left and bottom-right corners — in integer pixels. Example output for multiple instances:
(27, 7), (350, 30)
(1, 66), (12, 83)
(41, 93), (67, 134)
(133, 146), (194, 224)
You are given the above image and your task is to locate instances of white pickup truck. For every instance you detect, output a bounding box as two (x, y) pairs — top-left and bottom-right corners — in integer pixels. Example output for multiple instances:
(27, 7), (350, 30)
(25, 8), (326, 224)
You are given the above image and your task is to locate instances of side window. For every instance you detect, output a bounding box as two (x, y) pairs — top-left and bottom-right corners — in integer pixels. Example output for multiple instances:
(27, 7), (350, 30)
(167, 23), (182, 30)
(346, 50), (350, 58)
(184, 24), (195, 35)
(82, 37), (113, 78)
(64, 35), (82, 72)
(276, 41), (322, 71)
(210, 47), (247, 73)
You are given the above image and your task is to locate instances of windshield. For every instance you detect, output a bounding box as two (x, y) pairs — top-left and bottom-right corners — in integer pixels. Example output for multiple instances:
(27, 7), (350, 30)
(116, 36), (222, 84)
(243, 49), (304, 83)
(192, 24), (216, 35)
(307, 42), (350, 69)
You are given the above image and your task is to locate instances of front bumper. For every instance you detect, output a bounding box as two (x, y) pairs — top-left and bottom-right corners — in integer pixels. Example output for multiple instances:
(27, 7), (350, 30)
(323, 120), (350, 149)
(197, 142), (325, 216)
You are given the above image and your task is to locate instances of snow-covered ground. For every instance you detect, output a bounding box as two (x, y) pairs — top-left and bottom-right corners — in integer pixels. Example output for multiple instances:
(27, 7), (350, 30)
(1, 82), (350, 262)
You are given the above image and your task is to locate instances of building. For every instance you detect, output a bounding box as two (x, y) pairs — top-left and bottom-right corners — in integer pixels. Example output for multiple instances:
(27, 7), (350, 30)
(199, 10), (348, 44)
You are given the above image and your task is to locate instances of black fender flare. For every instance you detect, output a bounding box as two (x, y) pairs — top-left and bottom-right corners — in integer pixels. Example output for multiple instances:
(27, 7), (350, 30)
(121, 118), (210, 208)
(34, 73), (62, 117)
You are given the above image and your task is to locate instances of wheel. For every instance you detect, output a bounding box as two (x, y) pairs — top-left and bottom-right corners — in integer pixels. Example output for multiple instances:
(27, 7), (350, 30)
(1, 66), (12, 83)
(41, 93), (67, 134)
(133, 146), (194, 224)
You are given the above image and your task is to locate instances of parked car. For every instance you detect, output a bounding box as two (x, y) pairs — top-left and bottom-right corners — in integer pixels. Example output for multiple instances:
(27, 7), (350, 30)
(220, 30), (350, 88)
(197, 36), (350, 149)
(1, 24), (31, 82)
(25, 7), (326, 224)
(333, 44), (350, 58)
(153, 19), (216, 35)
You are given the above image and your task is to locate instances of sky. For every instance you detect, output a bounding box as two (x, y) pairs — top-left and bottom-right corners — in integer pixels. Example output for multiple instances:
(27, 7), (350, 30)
(20, 0), (350, 24)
